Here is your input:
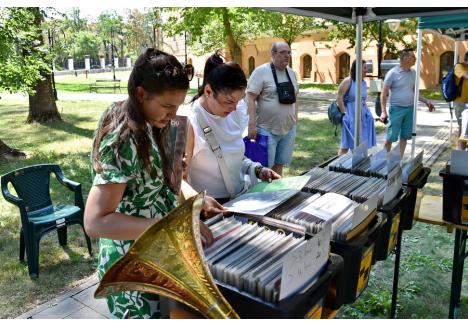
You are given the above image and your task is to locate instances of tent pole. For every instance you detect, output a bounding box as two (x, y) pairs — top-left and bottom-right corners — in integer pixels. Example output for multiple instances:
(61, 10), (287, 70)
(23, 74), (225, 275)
(412, 28), (423, 159)
(354, 14), (363, 149)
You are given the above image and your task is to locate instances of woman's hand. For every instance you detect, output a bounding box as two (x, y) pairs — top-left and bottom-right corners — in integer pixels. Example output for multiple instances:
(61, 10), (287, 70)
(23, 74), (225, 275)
(201, 196), (228, 219)
(258, 167), (281, 183)
(200, 221), (214, 247)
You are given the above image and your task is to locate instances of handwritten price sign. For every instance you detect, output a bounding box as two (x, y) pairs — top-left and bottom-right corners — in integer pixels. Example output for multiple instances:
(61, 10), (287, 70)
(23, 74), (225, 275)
(280, 223), (331, 300)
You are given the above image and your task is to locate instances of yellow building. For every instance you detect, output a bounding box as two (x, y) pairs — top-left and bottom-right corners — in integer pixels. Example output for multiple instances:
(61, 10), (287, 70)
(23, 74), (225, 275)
(164, 30), (468, 90)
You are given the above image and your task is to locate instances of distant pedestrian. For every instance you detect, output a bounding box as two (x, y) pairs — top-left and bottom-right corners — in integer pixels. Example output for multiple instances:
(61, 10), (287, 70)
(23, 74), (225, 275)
(336, 59), (376, 155)
(453, 51), (468, 149)
(380, 48), (435, 157)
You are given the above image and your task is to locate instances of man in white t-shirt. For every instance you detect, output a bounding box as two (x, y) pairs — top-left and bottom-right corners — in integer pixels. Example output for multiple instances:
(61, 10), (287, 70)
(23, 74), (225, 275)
(246, 41), (299, 176)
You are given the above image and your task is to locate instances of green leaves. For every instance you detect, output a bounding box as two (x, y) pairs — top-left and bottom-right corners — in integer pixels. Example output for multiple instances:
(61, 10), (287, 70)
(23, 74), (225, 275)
(327, 19), (418, 55)
(0, 8), (49, 93)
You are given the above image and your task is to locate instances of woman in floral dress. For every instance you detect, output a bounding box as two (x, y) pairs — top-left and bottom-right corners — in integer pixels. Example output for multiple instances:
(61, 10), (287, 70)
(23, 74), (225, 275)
(84, 49), (224, 318)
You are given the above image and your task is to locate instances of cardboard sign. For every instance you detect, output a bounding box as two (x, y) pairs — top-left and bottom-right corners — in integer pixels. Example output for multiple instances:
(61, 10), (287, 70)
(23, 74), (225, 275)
(280, 223), (331, 300)
(352, 196), (378, 228)
(402, 150), (423, 183)
(383, 166), (402, 205)
(450, 150), (468, 176)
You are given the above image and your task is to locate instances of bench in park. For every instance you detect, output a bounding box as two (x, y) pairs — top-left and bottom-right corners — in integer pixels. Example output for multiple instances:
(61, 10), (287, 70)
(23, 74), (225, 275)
(89, 79), (122, 93)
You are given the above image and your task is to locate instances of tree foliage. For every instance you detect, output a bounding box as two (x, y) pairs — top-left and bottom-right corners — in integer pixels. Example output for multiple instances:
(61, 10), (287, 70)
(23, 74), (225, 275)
(264, 12), (326, 46)
(72, 30), (101, 59)
(163, 7), (270, 63)
(327, 19), (418, 56)
(96, 10), (125, 59)
(0, 7), (50, 93)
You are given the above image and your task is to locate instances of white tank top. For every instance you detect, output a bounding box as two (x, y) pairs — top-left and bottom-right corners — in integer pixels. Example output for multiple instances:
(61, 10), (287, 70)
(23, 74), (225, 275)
(188, 99), (248, 198)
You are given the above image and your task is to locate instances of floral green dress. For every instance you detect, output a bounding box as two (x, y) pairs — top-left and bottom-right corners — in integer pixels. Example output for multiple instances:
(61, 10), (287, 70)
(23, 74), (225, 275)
(92, 118), (177, 319)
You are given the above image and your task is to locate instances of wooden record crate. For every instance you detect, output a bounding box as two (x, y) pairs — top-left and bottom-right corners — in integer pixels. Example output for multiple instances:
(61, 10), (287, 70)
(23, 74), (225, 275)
(400, 167), (431, 230)
(440, 165), (468, 225)
(324, 214), (383, 310)
(206, 214), (343, 318)
(372, 189), (408, 263)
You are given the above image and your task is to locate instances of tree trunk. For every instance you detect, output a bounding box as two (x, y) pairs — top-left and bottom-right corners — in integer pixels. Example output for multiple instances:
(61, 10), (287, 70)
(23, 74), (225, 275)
(26, 7), (61, 124)
(221, 8), (243, 67)
(0, 139), (26, 159)
(27, 73), (61, 123)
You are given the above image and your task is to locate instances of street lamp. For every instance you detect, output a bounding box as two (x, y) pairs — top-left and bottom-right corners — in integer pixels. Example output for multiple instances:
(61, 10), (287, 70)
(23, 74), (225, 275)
(386, 19), (401, 33)
(47, 28), (58, 101)
(110, 27), (116, 81)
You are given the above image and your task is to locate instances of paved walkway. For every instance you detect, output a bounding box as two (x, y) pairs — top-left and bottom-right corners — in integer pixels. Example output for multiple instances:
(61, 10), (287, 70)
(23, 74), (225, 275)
(14, 89), (454, 319)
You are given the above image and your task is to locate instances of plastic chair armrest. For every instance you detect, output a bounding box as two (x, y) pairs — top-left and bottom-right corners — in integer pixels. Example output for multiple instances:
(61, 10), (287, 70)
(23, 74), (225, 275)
(53, 171), (84, 209)
(1, 185), (23, 207)
(54, 171), (80, 191)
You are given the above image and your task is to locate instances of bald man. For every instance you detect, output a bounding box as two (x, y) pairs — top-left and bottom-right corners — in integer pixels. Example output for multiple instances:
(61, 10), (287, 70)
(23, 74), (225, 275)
(246, 42), (299, 176)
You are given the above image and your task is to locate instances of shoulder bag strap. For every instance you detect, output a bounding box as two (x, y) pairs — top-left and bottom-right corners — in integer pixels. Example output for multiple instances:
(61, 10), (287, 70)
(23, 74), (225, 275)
(195, 107), (236, 198)
(270, 62), (280, 86)
(271, 63), (294, 85)
(456, 64), (465, 97)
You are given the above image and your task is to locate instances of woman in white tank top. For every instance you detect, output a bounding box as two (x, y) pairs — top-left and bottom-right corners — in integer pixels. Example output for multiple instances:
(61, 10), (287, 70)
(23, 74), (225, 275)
(184, 53), (280, 205)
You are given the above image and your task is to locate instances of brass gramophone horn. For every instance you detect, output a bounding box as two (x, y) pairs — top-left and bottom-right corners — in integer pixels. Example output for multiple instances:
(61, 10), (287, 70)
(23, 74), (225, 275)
(94, 193), (239, 318)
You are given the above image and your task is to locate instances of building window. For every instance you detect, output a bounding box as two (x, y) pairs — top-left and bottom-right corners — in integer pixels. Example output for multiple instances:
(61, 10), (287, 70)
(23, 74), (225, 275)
(439, 51), (454, 83)
(338, 53), (350, 81)
(248, 56), (255, 76)
(302, 55), (312, 78)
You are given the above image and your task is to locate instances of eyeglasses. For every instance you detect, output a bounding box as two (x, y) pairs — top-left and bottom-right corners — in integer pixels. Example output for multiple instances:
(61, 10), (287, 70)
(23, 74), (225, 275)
(275, 50), (291, 56)
(152, 64), (194, 81)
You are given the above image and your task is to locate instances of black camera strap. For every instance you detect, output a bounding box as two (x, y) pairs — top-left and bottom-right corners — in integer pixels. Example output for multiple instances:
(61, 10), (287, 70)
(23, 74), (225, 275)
(270, 62), (293, 87)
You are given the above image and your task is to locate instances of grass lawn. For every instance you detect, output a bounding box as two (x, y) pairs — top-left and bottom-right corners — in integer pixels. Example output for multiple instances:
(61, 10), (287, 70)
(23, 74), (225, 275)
(338, 147), (468, 319)
(54, 71), (198, 95)
(299, 83), (338, 91)
(0, 99), (109, 318)
(0, 96), (464, 318)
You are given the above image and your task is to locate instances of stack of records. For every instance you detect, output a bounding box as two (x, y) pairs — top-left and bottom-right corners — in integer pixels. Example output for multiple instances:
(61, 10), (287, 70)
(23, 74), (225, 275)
(204, 216), (328, 303)
(267, 192), (366, 241)
(302, 168), (387, 206)
(327, 149), (394, 179)
(327, 152), (353, 172)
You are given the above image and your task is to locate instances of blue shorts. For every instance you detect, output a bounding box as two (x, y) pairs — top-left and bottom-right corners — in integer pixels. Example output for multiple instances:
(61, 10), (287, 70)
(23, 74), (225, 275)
(257, 125), (296, 167)
(386, 106), (414, 142)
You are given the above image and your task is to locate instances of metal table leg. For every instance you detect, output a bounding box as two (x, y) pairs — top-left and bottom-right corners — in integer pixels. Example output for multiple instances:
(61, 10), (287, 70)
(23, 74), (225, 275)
(449, 229), (467, 319)
(390, 226), (403, 318)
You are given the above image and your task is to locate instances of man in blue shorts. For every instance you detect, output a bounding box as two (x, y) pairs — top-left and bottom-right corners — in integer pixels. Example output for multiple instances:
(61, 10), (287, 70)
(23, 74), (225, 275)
(380, 49), (435, 158)
(246, 41), (299, 176)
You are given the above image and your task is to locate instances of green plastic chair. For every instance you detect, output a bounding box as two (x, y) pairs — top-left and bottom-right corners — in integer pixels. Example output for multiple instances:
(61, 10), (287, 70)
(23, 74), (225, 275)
(1, 164), (92, 278)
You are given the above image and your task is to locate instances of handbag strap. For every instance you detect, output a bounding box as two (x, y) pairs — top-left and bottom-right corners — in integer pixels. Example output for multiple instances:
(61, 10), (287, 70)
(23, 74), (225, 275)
(270, 62), (293, 86)
(343, 78), (353, 103)
(195, 106), (236, 198)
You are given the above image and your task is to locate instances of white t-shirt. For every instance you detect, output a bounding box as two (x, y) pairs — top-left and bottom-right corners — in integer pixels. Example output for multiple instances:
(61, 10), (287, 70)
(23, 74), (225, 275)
(188, 99), (249, 198)
(247, 62), (299, 135)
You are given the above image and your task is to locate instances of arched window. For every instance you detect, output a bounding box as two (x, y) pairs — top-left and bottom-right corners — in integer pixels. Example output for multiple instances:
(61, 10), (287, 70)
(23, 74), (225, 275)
(248, 57), (255, 76)
(338, 53), (350, 81)
(439, 51), (454, 83)
(302, 55), (312, 78)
